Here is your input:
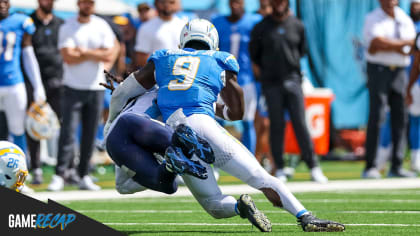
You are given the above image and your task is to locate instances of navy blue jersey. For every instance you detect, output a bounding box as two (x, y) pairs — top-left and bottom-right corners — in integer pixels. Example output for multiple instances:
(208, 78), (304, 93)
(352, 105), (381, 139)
(148, 48), (239, 121)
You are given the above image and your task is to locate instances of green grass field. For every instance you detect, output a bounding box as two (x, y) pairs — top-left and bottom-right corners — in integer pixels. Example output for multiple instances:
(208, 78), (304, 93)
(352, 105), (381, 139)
(62, 189), (420, 236)
(27, 160), (371, 191)
(30, 159), (420, 235)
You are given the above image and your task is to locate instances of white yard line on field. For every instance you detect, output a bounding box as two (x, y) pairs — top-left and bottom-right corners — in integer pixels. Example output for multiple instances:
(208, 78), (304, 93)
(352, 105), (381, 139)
(30, 178), (420, 202)
(74, 198), (420, 204)
(79, 209), (420, 214)
(103, 222), (420, 227)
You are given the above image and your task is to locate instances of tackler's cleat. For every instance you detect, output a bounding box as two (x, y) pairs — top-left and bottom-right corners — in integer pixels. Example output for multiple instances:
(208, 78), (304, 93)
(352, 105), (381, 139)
(165, 146), (208, 179)
(237, 194), (272, 232)
(298, 213), (345, 232)
(172, 124), (215, 164)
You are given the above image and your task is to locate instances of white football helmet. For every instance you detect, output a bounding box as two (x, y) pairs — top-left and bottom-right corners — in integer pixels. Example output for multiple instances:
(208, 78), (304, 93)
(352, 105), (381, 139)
(25, 102), (60, 141)
(179, 18), (219, 51)
(0, 141), (28, 192)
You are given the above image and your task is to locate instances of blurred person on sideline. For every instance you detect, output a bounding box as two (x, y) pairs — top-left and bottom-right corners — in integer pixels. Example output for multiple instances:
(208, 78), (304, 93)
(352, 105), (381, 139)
(94, 14), (125, 152)
(125, 3), (156, 71)
(26, 0), (64, 185)
(0, 112), (7, 140)
(130, 2), (157, 30)
(257, 0), (272, 16)
(405, 0), (420, 173)
(138, 2), (157, 25)
(362, 0), (416, 178)
(376, 0), (420, 174)
(48, 0), (115, 191)
(254, 0), (275, 172)
(249, 0), (328, 183)
(174, 0), (197, 22)
(134, 0), (186, 68)
(0, 0), (46, 155)
(212, 0), (262, 154)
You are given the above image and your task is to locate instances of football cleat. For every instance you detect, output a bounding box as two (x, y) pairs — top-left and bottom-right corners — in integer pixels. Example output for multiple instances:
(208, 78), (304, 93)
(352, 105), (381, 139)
(237, 194), (272, 232)
(298, 213), (345, 232)
(172, 124), (215, 164)
(165, 146), (208, 179)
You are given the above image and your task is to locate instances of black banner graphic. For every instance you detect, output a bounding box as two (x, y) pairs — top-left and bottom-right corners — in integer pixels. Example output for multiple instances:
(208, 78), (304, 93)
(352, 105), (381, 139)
(0, 186), (125, 236)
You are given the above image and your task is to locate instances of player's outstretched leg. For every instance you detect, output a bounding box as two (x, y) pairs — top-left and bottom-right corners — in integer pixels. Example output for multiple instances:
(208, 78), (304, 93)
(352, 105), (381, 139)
(298, 213), (345, 232)
(237, 194), (272, 232)
(172, 124), (215, 164)
(165, 146), (208, 179)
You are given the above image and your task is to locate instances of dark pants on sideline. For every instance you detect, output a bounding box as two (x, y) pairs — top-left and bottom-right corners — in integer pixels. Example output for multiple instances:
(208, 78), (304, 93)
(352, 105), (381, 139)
(262, 76), (318, 169)
(55, 86), (104, 178)
(364, 63), (407, 171)
(0, 112), (8, 140)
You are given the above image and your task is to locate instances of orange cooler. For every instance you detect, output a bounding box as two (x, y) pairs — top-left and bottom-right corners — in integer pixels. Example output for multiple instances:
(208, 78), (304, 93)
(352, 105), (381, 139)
(284, 89), (334, 155)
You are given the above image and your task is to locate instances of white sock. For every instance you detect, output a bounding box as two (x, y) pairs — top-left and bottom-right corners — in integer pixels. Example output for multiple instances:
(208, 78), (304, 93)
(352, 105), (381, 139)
(376, 146), (391, 171)
(411, 150), (420, 171)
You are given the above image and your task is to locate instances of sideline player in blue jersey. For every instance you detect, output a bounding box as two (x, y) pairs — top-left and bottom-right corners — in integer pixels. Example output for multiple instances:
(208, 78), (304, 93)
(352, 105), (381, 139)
(374, 3), (420, 176)
(106, 18), (345, 232)
(212, 0), (262, 154)
(0, 0), (46, 153)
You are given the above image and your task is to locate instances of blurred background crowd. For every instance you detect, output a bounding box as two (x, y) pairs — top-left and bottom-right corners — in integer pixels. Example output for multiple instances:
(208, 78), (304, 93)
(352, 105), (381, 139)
(1, 0), (420, 193)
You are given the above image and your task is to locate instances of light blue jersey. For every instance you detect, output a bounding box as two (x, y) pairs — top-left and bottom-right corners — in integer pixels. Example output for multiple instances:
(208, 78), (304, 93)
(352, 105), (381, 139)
(212, 13), (261, 86)
(0, 13), (35, 86)
(148, 48), (239, 121)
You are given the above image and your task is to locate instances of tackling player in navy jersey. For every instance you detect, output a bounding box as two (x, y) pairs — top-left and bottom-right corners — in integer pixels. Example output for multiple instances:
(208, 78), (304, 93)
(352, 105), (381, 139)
(106, 19), (345, 232)
(0, 0), (46, 153)
(212, 0), (262, 153)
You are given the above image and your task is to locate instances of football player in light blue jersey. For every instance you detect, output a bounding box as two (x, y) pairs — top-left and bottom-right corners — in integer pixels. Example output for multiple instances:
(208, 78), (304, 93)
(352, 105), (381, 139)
(0, 0), (46, 154)
(151, 48), (240, 121)
(212, 0), (262, 154)
(106, 18), (345, 232)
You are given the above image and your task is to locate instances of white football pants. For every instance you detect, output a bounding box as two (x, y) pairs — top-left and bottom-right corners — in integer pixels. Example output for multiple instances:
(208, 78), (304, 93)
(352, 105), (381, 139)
(182, 114), (306, 218)
(0, 83), (27, 135)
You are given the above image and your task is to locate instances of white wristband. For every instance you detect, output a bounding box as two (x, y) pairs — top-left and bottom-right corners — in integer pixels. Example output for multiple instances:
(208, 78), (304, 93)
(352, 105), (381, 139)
(223, 105), (231, 121)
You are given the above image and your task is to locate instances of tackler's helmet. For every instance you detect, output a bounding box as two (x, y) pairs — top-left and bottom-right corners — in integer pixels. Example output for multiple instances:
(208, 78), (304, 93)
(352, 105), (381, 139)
(25, 102), (60, 141)
(0, 141), (28, 192)
(179, 18), (219, 51)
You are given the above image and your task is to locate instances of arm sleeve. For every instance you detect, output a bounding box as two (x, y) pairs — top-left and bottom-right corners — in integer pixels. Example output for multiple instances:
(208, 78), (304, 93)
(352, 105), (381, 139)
(134, 25), (152, 53)
(22, 46), (46, 102)
(108, 73), (148, 122)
